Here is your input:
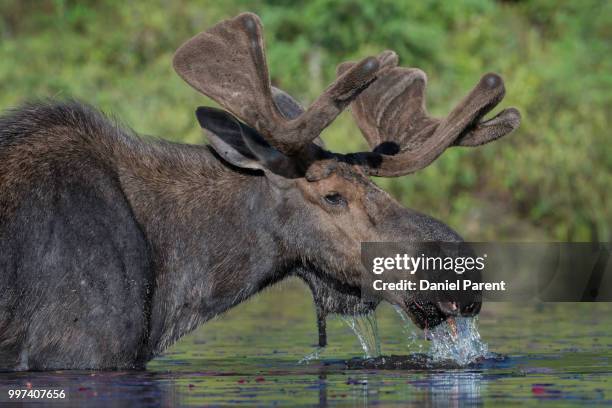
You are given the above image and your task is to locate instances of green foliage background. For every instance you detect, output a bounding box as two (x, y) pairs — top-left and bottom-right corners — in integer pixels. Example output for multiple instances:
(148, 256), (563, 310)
(1, 0), (610, 241)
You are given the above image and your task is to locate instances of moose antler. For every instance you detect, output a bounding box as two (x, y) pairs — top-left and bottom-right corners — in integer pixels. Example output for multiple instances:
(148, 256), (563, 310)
(173, 13), (385, 156)
(338, 52), (521, 176)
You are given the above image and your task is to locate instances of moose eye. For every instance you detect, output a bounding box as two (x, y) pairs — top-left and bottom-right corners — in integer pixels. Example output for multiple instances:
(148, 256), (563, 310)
(323, 192), (346, 207)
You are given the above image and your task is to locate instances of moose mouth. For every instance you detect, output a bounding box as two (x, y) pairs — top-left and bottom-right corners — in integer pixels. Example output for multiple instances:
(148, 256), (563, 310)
(404, 298), (482, 333)
(405, 299), (447, 330)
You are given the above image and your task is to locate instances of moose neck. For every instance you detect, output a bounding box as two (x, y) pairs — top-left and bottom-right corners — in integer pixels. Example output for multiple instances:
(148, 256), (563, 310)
(116, 141), (294, 355)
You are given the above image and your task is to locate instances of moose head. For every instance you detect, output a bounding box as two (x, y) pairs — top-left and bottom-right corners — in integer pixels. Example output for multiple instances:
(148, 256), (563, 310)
(173, 13), (520, 332)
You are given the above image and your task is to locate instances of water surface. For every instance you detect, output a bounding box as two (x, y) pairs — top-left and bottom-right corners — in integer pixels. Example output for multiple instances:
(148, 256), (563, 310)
(1, 278), (610, 406)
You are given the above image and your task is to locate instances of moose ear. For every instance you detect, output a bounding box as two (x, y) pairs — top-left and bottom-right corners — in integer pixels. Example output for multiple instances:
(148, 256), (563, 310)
(195, 107), (296, 176)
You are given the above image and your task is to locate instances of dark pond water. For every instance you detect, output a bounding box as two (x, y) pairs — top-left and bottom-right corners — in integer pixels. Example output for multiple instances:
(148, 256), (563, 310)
(1, 279), (611, 407)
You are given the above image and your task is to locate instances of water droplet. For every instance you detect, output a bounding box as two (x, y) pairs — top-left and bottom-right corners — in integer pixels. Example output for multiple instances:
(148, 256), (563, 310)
(393, 306), (424, 352)
(394, 306), (489, 366)
(428, 316), (490, 366)
(341, 312), (382, 358)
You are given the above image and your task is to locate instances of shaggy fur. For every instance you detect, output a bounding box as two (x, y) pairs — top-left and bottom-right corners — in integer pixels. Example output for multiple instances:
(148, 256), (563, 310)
(0, 101), (286, 370)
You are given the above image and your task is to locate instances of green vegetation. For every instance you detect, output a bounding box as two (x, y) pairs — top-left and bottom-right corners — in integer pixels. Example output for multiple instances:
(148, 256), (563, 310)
(1, 0), (609, 241)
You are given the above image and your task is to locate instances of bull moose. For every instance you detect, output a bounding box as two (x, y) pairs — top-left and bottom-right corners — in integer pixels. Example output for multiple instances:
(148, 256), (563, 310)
(0, 13), (520, 371)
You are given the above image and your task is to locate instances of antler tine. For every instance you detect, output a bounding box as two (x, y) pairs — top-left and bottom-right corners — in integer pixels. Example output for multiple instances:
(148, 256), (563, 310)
(339, 57), (521, 176)
(173, 13), (384, 156)
(453, 106), (521, 146)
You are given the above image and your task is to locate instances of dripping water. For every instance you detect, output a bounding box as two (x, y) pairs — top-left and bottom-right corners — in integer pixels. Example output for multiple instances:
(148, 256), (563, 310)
(394, 306), (489, 366)
(299, 312), (382, 364)
(393, 305), (425, 353)
(341, 312), (382, 358)
(427, 316), (490, 366)
(301, 308), (488, 366)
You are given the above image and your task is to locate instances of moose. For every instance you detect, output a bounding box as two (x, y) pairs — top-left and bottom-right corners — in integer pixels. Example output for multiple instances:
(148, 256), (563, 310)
(0, 13), (520, 371)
